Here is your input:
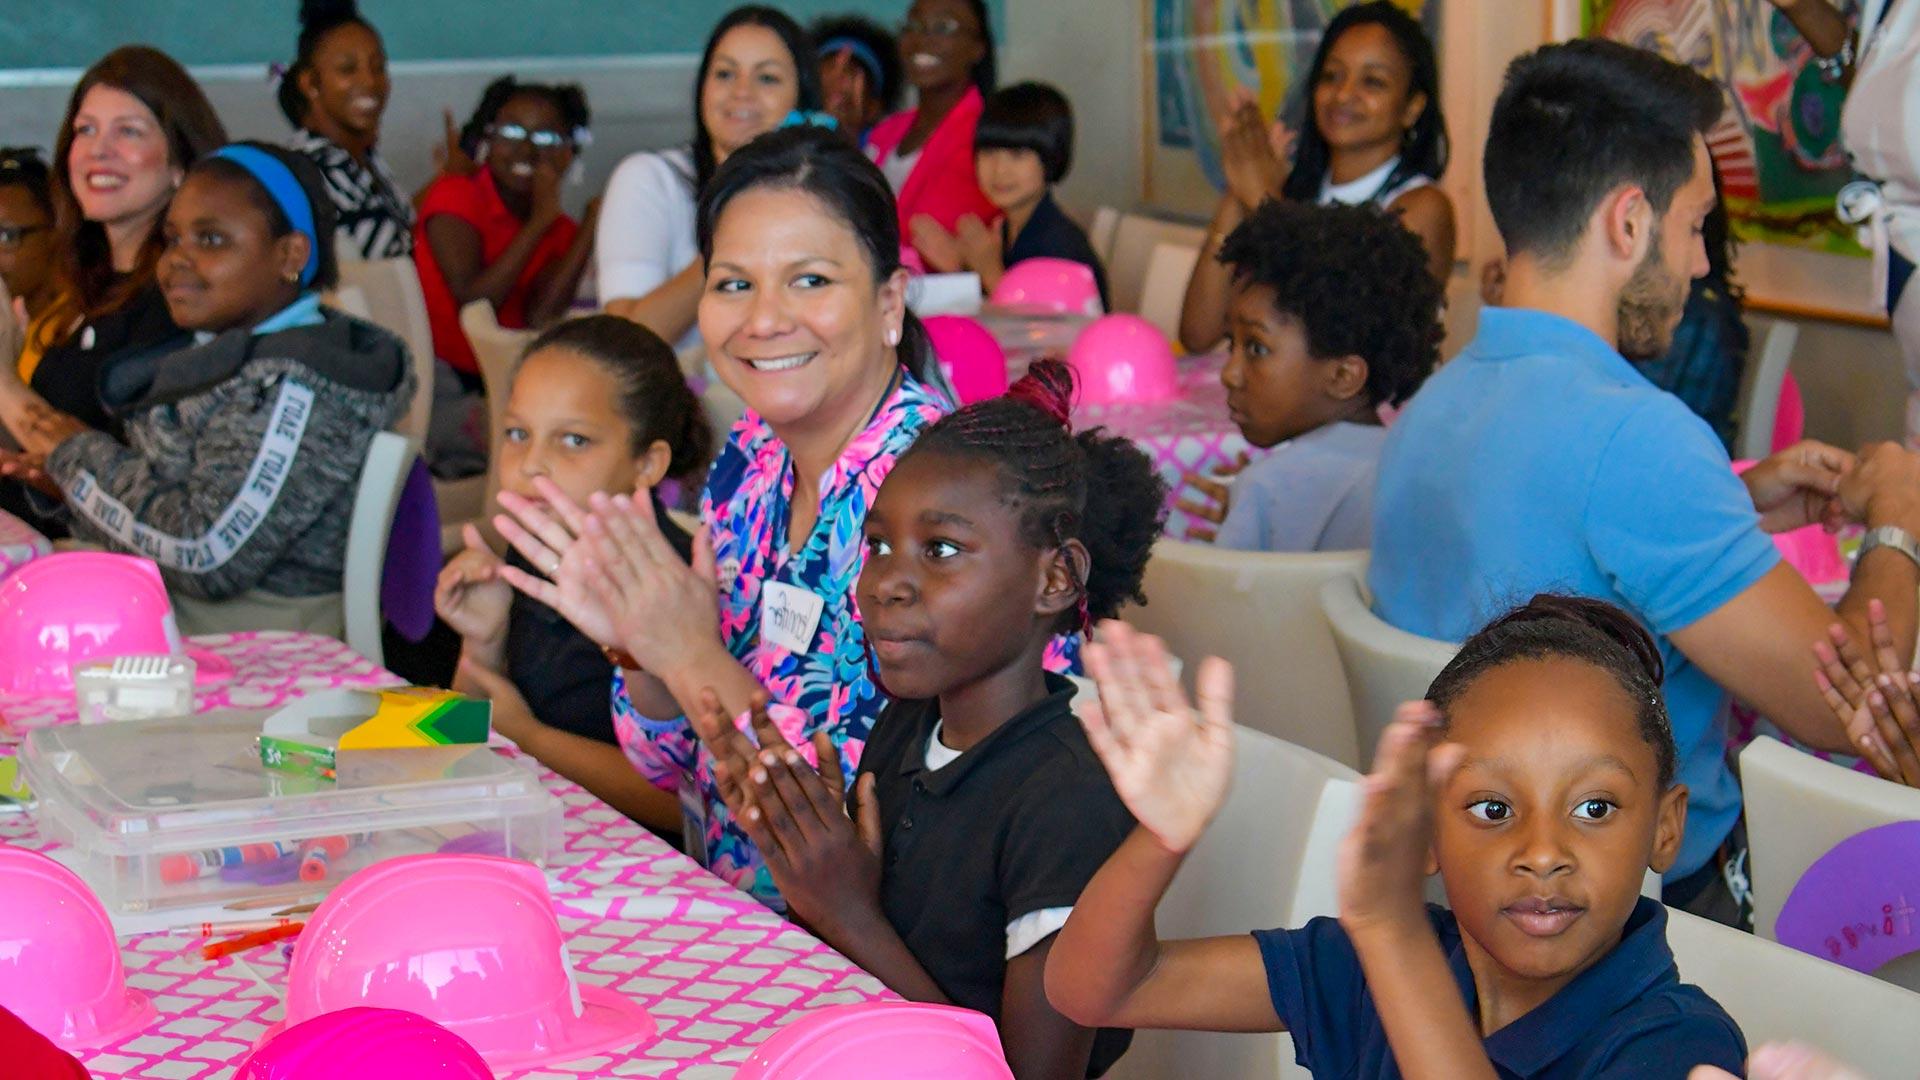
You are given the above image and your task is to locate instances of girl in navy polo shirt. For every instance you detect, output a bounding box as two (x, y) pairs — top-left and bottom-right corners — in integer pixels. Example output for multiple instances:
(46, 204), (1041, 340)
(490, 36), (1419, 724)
(1049, 596), (1748, 1079)
(686, 359), (1164, 1078)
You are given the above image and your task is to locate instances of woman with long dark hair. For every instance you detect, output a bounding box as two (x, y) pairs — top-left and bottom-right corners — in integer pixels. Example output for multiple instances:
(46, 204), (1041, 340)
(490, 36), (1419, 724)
(1179, 1), (1454, 352)
(597, 6), (821, 351)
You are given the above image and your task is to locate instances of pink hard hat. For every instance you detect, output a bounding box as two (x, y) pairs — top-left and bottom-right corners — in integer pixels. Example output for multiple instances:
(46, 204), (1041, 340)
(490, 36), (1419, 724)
(736, 1003), (1016, 1080)
(1066, 314), (1179, 406)
(0, 552), (181, 694)
(238, 1007), (494, 1080)
(262, 854), (654, 1070)
(989, 257), (1103, 316)
(0, 844), (156, 1049)
(924, 315), (1010, 405)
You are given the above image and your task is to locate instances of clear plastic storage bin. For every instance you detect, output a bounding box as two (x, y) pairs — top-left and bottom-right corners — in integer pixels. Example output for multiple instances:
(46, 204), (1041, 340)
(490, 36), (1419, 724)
(22, 709), (561, 912)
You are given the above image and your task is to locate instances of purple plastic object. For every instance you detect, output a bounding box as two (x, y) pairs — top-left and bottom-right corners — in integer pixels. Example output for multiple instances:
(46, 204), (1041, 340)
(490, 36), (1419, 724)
(437, 830), (510, 858)
(0, 844), (157, 1049)
(0, 552), (183, 694)
(1775, 820), (1920, 974)
(735, 1002), (1015, 1079)
(237, 1007), (495, 1080)
(260, 854), (655, 1069)
(924, 315), (1010, 405)
(381, 456), (441, 643)
(1065, 314), (1180, 407)
(989, 257), (1103, 316)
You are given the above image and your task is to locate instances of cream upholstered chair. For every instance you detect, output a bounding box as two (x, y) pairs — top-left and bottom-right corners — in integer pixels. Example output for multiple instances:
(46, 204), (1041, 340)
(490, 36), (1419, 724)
(1741, 735), (1920, 991)
(335, 258), (436, 444)
(1666, 904), (1920, 1075)
(341, 432), (417, 666)
(1088, 205), (1122, 263)
(1124, 541), (1367, 767)
(1104, 728), (1360, 1080)
(1319, 575), (1458, 765)
(1135, 241), (1204, 341)
(447, 300), (536, 552)
(1107, 214), (1207, 317)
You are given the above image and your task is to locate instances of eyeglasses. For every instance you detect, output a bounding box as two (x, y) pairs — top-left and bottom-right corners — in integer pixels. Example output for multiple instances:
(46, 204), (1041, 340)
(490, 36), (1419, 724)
(899, 16), (973, 38)
(486, 123), (573, 151)
(0, 223), (49, 249)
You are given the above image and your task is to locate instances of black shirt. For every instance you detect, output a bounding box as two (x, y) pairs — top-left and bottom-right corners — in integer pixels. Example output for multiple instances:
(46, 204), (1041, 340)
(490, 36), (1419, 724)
(502, 495), (691, 744)
(1003, 192), (1112, 313)
(859, 674), (1135, 1077)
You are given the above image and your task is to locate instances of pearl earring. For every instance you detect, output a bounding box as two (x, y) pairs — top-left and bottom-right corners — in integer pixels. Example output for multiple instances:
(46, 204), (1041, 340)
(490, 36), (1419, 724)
(885, 328), (900, 347)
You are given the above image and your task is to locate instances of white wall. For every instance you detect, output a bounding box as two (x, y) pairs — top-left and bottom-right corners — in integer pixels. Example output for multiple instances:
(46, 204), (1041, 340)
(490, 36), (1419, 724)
(1001, 0), (1143, 217)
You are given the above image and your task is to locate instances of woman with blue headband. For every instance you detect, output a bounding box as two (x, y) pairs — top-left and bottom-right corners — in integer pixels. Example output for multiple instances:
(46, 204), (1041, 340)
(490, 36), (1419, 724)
(0, 140), (415, 635)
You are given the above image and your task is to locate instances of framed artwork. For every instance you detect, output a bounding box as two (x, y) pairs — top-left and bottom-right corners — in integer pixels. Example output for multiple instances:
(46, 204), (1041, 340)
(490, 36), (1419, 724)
(1576, 0), (1883, 324)
(1141, 0), (1445, 219)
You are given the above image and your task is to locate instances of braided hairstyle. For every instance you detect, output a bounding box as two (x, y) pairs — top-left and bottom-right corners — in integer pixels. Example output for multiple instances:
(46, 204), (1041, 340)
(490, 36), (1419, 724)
(278, 0), (377, 128)
(902, 358), (1167, 631)
(458, 76), (591, 160)
(1427, 594), (1677, 789)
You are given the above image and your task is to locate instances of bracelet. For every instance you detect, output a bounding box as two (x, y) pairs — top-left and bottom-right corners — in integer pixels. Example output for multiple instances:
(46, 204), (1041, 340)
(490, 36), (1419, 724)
(602, 644), (641, 670)
(1857, 525), (1920, 573)
(1815, 38), (1855, 81)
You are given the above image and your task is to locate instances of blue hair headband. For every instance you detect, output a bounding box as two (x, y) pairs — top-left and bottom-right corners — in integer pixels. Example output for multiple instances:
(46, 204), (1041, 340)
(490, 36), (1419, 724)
(819, 35), (885, 89)
(208, 145), (319, 288)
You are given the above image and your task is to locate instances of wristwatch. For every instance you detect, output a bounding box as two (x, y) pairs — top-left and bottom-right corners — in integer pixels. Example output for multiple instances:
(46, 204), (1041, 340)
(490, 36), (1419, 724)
(1857, 525), (1920, 572)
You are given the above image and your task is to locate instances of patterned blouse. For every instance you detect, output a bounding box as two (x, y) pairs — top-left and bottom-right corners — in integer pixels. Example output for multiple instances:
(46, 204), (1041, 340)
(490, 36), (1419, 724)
(291, 130), (414, 260)
(611, 367), (1076, 905)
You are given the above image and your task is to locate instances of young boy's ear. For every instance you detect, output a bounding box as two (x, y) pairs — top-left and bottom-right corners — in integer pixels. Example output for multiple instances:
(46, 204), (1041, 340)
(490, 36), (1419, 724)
(1322, 354), (1371, 403)
(1648, 783), (1688, 875)
(1037, 539), (1091, 620)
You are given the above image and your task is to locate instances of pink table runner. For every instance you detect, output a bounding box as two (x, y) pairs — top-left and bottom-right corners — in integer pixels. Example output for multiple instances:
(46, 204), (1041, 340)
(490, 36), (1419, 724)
(0, 507), (50, 579)
(1073, 353), (1252, 541)
(0, 632), (890, 1079)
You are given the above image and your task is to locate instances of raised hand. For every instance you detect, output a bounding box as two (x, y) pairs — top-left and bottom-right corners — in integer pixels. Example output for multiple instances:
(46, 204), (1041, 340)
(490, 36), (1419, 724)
(577, 489), (723, 674)
(433, 108), (479, 177)
(1813, 600), (1920, 784)
(690, 689), (796, 815)
(1079, 621), (1236, 854)
(1337, 702), (1465, 934)
(434, 523), (512, 650)
(494, 478), (621, 649)
(1217, 98), (1287, 210)
(954, 213), (1001, 274)
(732, 724), (884, 929)
(908, 214), (965, 274)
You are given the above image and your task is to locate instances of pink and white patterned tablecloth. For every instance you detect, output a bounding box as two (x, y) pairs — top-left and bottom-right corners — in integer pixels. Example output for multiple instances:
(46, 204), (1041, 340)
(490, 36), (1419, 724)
(0, 632), (891, 1079)
(0, 507), (50, 578)
(1073, 352), (1253, 540)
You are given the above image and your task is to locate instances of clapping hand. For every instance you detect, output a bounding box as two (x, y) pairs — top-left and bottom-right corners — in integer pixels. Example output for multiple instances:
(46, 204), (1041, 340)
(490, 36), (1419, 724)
(1175, 452), (1250, 542)
(1813, 599), (1920, 785)
(433, 108), (480, 178)
(1079, 621), (1236, 854)
(574, 489), (722, 675)
(434, 523), (512, 654)
(908, 214), (965, 273)
(1337, 703), (1465, 934)
(1216, 90), (1291, 210)
(494, 478), (623, 650)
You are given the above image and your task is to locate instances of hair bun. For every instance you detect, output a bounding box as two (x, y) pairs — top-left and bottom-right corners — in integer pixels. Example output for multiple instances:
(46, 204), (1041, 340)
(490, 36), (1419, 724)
(1006, 357), (1076, 429)
(298, 0), (361, 26)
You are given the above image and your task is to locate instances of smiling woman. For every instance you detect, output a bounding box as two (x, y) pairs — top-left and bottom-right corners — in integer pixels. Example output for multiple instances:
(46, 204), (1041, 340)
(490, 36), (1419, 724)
(597, 6), (821, 352)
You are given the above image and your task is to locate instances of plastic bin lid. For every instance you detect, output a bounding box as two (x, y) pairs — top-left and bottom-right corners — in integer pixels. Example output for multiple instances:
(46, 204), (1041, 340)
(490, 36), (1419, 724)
(21, 710), (555, 857)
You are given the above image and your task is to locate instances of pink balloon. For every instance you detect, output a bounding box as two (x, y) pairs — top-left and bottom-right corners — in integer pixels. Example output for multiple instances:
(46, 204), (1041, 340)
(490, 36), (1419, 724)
(1067, 314), (1180, 406)
(989, 258), (1103, 315)
(924, 315), (1009, 404)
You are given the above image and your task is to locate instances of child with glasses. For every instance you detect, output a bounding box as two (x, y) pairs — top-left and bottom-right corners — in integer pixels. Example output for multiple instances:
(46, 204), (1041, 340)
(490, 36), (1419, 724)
(0, 149), (58, 359)
(413, 75), (598, 478)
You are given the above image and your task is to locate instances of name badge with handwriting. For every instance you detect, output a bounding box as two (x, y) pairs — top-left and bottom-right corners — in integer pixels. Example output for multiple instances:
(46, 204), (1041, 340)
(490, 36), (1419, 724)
(761, 581), (825, 654)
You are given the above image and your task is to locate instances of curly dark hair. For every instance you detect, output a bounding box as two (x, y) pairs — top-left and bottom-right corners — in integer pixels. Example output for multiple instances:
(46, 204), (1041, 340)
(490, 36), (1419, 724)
(519, 314), (714, 481)
(459, 76), (591, 159)
(1217, 199), (1442, 408)
(1427, 594), (1677, 790)
(901, 359), (1165, 630)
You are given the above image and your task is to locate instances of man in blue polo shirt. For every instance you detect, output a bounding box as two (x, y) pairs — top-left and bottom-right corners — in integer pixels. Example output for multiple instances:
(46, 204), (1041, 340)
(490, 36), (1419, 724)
(1371, 38), (1920, 928)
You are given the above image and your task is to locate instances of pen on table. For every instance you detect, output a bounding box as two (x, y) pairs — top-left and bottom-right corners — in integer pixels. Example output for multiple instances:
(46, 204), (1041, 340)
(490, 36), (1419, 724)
(172, 918), (298, 937)
(201, 921), (304, 960)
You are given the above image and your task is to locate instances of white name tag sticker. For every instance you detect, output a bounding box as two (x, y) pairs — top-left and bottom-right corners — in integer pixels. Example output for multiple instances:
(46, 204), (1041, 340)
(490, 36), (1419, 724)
(761, 581), (826, 655)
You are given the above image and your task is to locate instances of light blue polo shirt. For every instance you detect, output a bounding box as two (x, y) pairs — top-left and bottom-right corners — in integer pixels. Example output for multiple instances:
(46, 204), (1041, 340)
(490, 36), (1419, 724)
(1368, 308), (1779, 881)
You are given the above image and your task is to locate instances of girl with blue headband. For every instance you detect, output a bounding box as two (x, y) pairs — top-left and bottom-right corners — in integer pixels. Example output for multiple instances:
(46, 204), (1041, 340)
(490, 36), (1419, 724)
(0, 140), (415, 635)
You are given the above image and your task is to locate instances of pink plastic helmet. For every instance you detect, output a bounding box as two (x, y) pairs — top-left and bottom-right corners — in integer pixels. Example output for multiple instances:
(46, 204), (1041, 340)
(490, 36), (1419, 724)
(1066, 314), (1180, 406)
(0, 844), (156, 1049)
(0, 552), (182, 694)
(735, 1003), (1015, 1080)
(262, 854), (654, 1070)
(924, 315), (1010, 405)
(238, 1008), (494, 1080)
(989, 257), (1103, 316)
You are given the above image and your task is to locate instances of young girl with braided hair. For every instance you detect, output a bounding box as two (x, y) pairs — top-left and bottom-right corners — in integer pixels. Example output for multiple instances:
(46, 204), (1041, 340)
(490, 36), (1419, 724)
(689, 358), (1165, 1078)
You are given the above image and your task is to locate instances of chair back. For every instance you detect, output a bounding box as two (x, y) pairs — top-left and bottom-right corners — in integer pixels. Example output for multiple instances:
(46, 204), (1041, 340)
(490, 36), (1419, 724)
(342, 432), (418, 666)
(336, 258), (437, 444)
(1319, 575), (1457, 764)
(1105, 728), (1360, 1080)
(1125, 540), (1367, 767)
(1741, 736), (1920, 990)
(1135, 242), (1203, 342)
(1107, 214), (1206, 316)
(1734, 315), (1800, 461)
(1088, 205), (1122, 263)
(457, 299), (538, 525)
(1666, 903), (1920, 1074)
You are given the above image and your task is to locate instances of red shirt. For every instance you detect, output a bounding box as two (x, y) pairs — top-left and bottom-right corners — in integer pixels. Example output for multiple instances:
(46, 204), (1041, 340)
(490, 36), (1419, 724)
(412, 169), (578, 374)
(867, 86), (998, 263)
(0, 1006), (92, 1078)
